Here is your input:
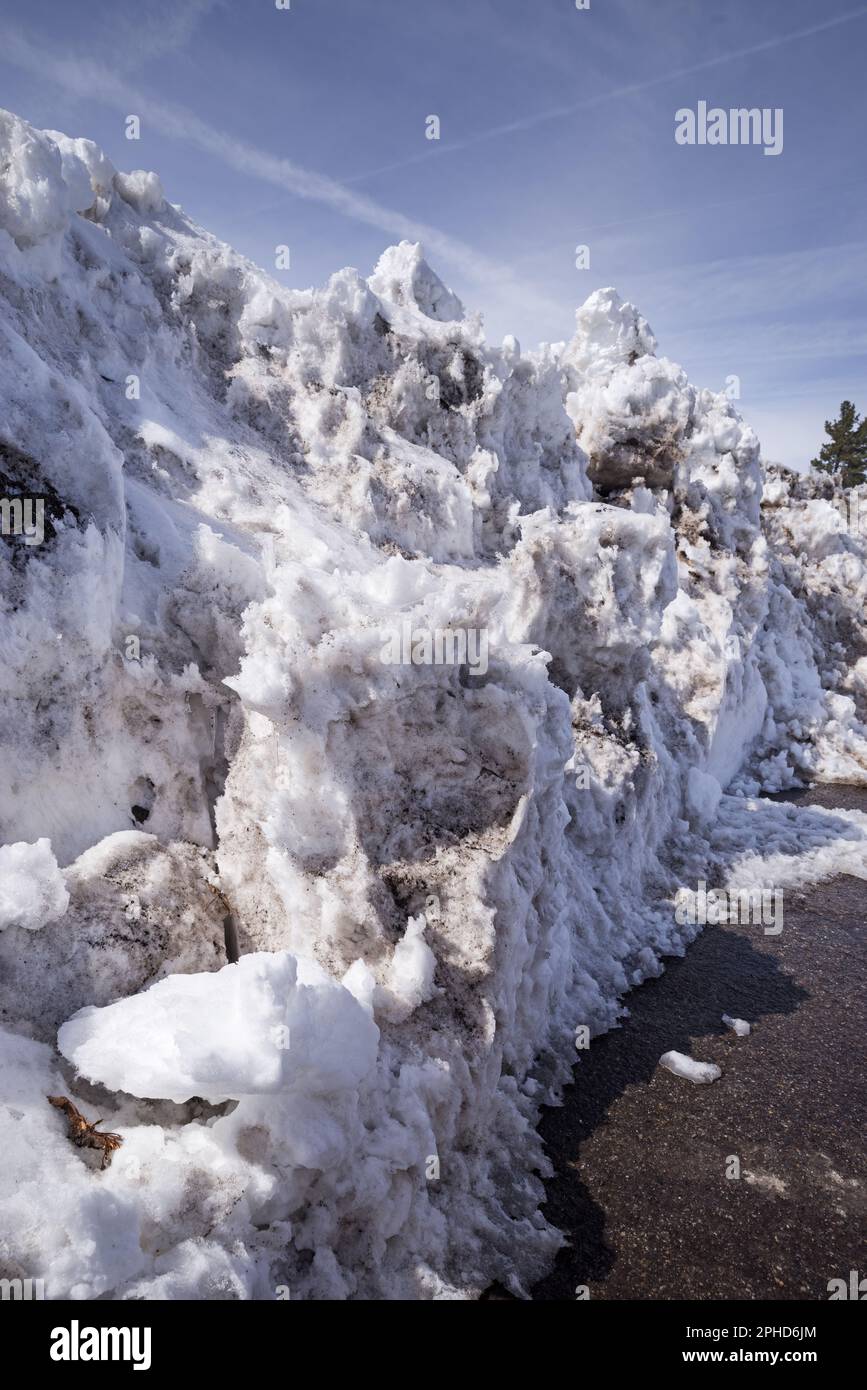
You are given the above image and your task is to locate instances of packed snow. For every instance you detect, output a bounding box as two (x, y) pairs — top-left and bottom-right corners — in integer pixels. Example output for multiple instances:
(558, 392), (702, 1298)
(60, 951), (379, 1105)
(1, 108), (866, 1300)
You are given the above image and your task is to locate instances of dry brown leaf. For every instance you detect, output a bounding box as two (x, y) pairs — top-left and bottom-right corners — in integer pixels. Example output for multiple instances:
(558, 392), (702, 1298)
(48, 1095), (123, 1170)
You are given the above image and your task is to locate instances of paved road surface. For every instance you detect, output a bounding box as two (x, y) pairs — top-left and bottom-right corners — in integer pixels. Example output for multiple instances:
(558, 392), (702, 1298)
(529, 786), (867, 1301)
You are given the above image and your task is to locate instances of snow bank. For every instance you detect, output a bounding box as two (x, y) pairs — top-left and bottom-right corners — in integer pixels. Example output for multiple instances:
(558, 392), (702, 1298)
(0, 109), (865, 1300)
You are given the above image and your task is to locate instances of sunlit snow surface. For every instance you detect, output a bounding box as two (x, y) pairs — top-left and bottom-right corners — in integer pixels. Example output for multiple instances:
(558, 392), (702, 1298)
(1, 109), (866, 1299)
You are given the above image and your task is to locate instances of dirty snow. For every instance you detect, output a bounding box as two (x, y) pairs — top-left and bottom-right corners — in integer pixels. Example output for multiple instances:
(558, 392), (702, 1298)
(0, 109), (865, 1300)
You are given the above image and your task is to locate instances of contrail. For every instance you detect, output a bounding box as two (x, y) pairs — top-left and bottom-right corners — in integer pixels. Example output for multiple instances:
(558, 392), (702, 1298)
(344, 6), (867, 185)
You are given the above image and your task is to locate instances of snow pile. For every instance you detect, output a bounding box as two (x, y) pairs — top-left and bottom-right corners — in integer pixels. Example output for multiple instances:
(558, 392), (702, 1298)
(0, 110), (866, 1300)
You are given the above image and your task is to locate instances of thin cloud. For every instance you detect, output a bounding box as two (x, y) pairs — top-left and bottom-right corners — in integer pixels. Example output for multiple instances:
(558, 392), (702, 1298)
(625, 240), (867, 324)
(504, 174), (865, 268)
(38, 0), (226, 77)
(344, 6), (867, 186)
(113, 0), (227, 72)
(0, 26), (507, 288)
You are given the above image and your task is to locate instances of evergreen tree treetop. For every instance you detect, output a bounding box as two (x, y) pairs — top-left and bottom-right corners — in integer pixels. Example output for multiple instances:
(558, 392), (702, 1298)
(812, 400), (867, 487)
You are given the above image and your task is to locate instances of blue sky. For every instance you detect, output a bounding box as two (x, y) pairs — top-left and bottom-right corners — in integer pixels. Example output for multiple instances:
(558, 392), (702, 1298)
(1, 0), (865, 469)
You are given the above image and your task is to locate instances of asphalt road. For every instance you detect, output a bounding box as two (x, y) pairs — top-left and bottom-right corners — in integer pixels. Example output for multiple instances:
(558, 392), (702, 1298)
(529, 786), (867, 1301)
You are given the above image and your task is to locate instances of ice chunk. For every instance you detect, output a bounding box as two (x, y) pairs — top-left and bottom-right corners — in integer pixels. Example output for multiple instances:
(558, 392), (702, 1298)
(722, 1014), (751, 1037)
(59, 951), (379, 1104)
(659, 1050), (721, 1084)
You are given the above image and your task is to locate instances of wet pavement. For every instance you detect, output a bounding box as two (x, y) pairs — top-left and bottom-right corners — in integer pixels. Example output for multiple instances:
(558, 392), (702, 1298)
(530, 786), (867, 1301)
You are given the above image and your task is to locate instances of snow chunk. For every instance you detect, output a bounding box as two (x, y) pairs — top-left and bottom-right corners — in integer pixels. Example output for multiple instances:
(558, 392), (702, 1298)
(744, 1170), (786, 1196)
(0, 110), (78, 245)
(659, 1050), (721, 1084)
(722, 1014), (751, 1037)
(382, 914), (438, 1021)
(368, 241), (465, 322)
(46, 132), (116, 203)
(0, 839), (68, 931)
(559, 292), (694, 490)
(114, 169), (165, 216)
(341, 957), (378, 1014)
(59, 951), (379, 1105)
(0, 112), (118, 258)
(562, 287), (657, 375)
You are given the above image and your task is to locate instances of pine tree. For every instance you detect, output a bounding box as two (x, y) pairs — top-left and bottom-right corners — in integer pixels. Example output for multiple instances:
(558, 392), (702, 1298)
(811, 401), (867, 487)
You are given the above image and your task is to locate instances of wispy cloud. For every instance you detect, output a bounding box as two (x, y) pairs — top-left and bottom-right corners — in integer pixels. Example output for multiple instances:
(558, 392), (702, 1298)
(39, 0), (226, 76)
(0, 25), (511, 290)
(625, 241), (867, 329)
(344, 6), (867, 186)
(112, 0), (226, 73)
